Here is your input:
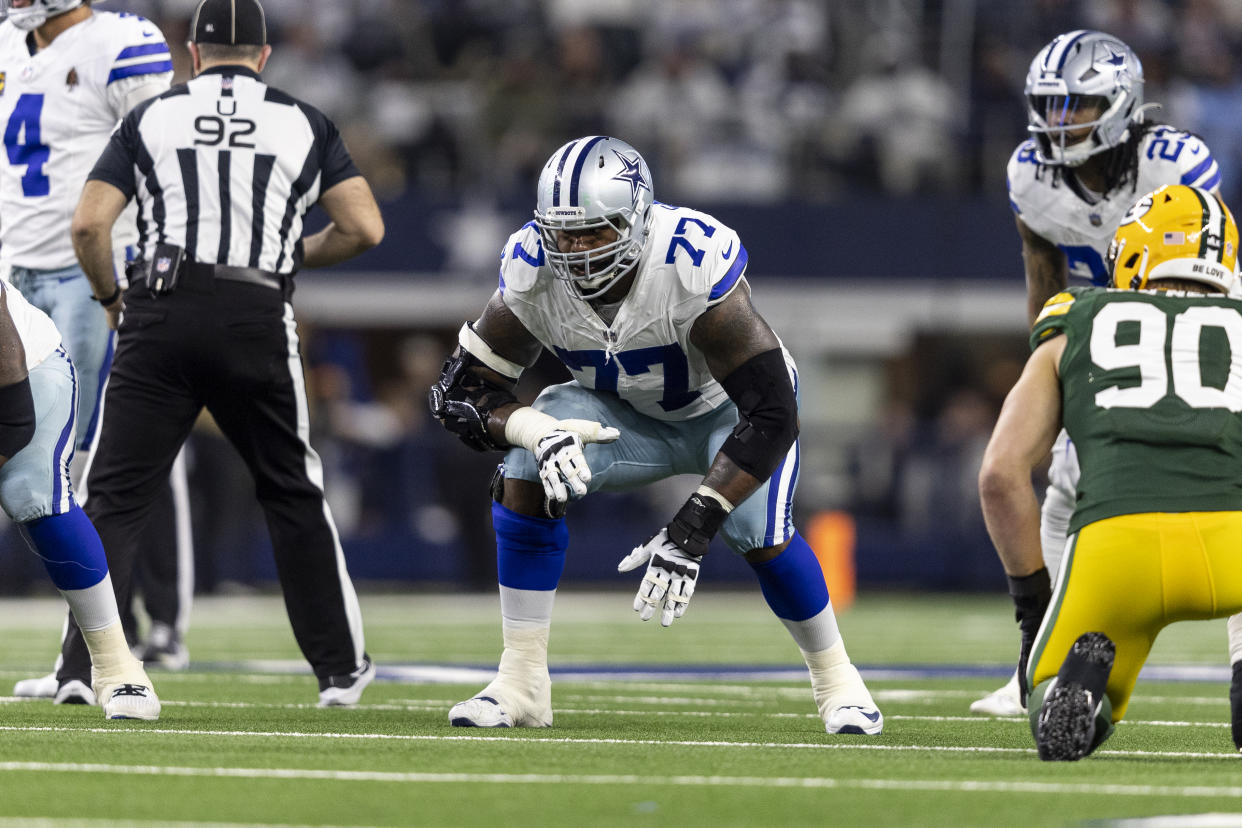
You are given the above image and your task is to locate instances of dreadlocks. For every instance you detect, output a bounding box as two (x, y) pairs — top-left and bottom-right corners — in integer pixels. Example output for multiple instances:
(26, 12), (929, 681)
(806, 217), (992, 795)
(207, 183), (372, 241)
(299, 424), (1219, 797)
(1047, 121), (1165, 204)
(1106, 120), (1161, 197)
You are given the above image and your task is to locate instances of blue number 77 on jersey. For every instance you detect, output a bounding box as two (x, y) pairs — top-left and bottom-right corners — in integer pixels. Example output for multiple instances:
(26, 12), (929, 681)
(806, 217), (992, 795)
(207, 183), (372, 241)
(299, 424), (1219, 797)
(553, 342), (702, 413)
(4, 94), (50, 197)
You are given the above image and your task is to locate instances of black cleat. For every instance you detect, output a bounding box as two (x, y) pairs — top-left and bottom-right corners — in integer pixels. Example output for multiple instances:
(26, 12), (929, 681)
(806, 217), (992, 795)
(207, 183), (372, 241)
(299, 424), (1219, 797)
(1036, 632), (1115, 761)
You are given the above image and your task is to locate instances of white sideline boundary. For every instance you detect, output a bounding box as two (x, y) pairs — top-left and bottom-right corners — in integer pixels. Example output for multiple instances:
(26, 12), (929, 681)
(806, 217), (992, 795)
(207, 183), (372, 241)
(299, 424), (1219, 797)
(1, 761), (1242, 797)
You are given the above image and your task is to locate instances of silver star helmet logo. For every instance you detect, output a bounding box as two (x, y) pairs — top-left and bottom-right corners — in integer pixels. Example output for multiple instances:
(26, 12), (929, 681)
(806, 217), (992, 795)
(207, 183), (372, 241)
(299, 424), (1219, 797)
(611, 151), (650, 201)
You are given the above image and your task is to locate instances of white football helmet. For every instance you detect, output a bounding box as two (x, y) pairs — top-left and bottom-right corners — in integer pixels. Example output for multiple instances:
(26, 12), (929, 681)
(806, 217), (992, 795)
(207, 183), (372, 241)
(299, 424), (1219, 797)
(1, 0), (86, 30)
(533, 136), (654, 300)
(1024, 30), (1145, 167)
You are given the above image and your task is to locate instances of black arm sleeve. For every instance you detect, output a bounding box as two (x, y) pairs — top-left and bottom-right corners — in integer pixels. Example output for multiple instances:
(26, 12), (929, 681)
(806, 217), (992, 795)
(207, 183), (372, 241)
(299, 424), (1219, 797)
(0, 377), (35, 459)
(719, 348), (799, 481)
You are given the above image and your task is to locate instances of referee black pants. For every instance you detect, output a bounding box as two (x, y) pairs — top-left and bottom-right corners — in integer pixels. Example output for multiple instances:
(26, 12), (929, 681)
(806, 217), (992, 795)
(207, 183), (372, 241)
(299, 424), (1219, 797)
(57, 276), (366, 685)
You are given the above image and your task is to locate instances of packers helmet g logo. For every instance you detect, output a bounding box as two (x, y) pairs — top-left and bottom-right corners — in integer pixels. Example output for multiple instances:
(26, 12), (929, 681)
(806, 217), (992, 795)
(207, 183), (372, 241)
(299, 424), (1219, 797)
(1108, 184), (1239, 294)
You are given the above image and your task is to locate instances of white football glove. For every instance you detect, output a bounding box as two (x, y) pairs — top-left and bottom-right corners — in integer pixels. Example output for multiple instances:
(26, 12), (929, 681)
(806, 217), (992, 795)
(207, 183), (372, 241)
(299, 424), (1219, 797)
(506, 408), (620, 504)
(617, 528), (701, 627)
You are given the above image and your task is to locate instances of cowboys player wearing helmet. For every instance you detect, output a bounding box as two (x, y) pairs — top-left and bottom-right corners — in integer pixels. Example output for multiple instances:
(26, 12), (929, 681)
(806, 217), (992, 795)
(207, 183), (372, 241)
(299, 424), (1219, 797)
(982, 184), (1242, 760)
(970, 31), (1242, 732)
(0, 0), (192, 703)
(429, 136), (882, 734)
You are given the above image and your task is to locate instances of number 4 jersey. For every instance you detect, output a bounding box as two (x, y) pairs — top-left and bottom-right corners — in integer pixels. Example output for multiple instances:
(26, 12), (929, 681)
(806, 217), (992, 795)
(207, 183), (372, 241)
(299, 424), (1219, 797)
(1032, 286), (1242, 531)
(499, 203), (768, 421)
(0, 11), (172, 271)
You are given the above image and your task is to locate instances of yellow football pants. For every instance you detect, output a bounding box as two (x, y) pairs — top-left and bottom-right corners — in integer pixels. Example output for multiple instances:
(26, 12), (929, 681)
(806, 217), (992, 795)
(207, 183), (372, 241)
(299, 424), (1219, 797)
(1027, 511), (1242, 722)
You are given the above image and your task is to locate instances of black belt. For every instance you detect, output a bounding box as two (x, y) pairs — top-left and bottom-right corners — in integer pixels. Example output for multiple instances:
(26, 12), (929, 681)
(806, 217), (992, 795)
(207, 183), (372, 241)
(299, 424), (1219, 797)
(186, 262), (285, 291)
(130, 259), (285, 293)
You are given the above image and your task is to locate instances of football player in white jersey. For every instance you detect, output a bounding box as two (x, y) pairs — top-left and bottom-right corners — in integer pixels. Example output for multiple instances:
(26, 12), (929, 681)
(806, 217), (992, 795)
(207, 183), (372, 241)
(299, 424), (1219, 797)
(0, 276), (159, 718)
(0, 0), (191, 702)
(971, 30), (1242, 738)
(429, 136), (882, 734)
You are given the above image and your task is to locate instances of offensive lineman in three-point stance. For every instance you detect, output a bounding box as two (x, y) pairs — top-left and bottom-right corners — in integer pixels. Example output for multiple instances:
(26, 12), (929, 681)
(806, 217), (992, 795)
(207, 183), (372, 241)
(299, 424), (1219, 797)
(429, 135), (881, 734)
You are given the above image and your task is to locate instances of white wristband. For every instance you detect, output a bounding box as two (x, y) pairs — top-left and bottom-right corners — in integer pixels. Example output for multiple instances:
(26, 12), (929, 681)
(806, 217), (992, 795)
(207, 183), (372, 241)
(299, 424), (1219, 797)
(504, 406), (559, 453)
(695, 485), (734, 513)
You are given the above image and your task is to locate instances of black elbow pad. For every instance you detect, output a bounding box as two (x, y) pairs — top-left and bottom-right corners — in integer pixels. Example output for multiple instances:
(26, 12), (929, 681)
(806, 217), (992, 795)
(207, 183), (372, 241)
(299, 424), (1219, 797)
(719, 348), (798, 481)
(0, 376), (35, 459)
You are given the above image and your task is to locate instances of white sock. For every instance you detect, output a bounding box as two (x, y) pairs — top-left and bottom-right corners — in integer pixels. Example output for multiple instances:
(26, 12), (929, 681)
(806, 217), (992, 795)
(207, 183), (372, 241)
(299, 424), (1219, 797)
(59, 573), (121, 632)
(779, 602), (842, 653)
(499, 585), (556, 628)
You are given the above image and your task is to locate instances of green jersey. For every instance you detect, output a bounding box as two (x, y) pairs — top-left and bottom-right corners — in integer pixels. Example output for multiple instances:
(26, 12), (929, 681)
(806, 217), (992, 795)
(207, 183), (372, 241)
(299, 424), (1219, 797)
(1031, 286), (1242, 532)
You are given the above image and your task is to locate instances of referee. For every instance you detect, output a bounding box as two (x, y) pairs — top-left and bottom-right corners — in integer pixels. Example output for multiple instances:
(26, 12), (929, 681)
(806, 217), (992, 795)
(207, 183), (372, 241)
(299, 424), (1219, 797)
(66, 0), (385, 707)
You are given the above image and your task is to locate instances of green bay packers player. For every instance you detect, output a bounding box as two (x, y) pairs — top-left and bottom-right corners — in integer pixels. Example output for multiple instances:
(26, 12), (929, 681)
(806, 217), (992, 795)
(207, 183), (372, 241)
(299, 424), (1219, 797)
(429, 135), (881, 734)
(980, 184), (1242, 760)
(973, 28), (1237, 719)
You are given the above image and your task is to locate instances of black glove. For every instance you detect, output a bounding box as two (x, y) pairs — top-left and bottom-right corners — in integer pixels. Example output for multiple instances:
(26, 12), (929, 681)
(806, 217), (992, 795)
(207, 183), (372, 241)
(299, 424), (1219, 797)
(1008, 567), (1052, 707)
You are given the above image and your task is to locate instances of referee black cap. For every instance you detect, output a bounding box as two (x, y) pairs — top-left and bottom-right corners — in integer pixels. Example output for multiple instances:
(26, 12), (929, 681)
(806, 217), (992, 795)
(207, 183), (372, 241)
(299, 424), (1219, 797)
(191, 0), (267, 47)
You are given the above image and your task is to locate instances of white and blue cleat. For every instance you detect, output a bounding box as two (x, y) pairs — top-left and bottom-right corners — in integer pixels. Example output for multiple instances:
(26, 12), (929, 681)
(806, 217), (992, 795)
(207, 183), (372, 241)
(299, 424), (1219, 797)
(825, 704), (884, 735)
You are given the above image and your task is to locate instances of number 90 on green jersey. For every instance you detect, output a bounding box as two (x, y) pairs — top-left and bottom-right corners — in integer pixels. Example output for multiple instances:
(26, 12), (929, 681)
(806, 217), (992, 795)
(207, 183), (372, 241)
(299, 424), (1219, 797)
(1031, 285), (1242, 532)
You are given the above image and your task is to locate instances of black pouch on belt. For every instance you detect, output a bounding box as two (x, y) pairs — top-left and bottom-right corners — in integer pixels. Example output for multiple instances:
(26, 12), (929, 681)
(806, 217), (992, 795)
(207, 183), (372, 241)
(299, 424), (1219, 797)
(147, 243), (186, 294)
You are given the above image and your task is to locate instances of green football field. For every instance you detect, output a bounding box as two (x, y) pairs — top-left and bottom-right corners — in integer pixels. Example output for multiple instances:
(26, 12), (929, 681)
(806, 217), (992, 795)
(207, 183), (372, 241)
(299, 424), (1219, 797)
(1, 589), (1240, 827)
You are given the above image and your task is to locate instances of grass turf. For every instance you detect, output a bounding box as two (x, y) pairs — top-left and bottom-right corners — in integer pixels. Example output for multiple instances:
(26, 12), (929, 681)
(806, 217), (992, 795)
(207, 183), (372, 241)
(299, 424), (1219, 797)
(0, 590), (1239, 826)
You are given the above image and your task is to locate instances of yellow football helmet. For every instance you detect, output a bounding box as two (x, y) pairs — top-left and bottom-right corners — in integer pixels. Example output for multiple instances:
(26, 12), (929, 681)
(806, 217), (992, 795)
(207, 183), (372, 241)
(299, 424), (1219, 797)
(1108, 184), (1239, 293)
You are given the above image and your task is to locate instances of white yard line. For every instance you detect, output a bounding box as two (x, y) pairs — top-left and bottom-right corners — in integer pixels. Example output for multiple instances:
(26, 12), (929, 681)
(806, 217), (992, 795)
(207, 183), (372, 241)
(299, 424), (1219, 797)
(0, 725), (1237, 759)
(1, 761), (1241, 797)
(0, 696), (1230, 729)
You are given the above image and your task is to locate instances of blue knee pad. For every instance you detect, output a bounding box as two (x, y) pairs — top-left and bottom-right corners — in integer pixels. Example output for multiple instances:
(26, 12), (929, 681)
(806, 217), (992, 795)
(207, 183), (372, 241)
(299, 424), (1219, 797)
(493, 502), (568, 591)
(22, 504), (109, 591)
(748, 531), (828, 622)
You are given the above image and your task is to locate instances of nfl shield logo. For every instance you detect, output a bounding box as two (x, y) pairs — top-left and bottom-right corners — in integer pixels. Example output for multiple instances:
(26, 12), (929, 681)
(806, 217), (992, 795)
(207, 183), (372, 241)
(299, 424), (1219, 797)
(156, 257), (172, 273)
(1089, 213), (1102, 227)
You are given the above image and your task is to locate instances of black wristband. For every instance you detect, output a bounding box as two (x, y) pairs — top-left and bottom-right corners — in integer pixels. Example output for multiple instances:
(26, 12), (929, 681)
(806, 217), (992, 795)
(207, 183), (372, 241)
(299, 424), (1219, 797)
(92, 285), (121, 307)
(1007, 567), (1052, 622)
(666, 493), (730, 559)
(1007, 567), (1051, 599)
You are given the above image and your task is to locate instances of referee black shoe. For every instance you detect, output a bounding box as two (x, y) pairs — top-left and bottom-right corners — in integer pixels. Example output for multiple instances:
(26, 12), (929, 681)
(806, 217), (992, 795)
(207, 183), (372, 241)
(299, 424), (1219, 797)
(317, 654), (375, 708)
(1036, 632), (1115, 761)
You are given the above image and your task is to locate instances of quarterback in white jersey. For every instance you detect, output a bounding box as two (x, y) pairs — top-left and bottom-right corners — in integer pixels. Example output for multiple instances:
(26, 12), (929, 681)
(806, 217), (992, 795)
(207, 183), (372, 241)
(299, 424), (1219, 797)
(0, 4), (171, 271)
(430, 136), (881, 736)
(974, 30), (1242, 736)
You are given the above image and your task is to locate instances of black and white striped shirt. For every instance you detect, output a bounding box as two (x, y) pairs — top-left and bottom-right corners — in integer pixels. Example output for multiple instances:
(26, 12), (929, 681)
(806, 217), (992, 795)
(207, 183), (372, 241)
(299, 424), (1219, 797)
(89, 65), (359, 275)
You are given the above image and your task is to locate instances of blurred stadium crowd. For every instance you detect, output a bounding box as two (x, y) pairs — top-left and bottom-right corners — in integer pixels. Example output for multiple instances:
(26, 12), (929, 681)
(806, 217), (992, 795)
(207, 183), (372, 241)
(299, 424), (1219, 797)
(9, 0), (1242, 595)
(115, 0), (1242, 206)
